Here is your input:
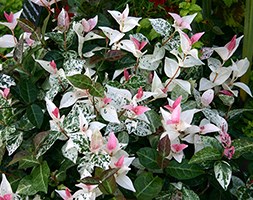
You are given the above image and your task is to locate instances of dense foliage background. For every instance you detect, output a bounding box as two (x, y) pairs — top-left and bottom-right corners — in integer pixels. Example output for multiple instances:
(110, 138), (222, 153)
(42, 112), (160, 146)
(1, 0), (253, 199)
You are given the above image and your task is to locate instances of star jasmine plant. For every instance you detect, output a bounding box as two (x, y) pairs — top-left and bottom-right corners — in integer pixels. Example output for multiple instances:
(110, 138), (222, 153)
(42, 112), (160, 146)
(0, 2), (253, 199)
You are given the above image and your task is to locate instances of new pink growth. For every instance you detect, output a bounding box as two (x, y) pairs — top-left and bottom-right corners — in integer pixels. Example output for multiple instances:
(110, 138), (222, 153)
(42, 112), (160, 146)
(57, 8), (70, 32)
(136, 87), (143, 99)
(4, 12), (13, 23)
(65, 188), (72, 200)
(0, 194), (12, 200)
(171, 143), (188, 153)
(220, 90), (233, 96)
(130, 37), (147, 51)
(166, 104), (181, 125)
(220, 132), (231, 148)
(114, 155), (124, 168)
(190, 32), (205, 45)
(82, 16), (97, 33)
(102, 97), (112, 104)
(124, 105), (150, 116)
(0, 88), (10, 99)
(164, 96), (182, 112)
(124, 68), (130, 81)
(223, 146), (235, 160)
(52, 108), (60, 119)
(50, 60), (57, 73)
(107, 132), (118, 152)
(226, 35), (236, 52)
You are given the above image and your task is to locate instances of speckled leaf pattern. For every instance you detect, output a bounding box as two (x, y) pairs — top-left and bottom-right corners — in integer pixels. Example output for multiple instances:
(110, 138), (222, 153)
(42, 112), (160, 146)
(149, 18), (172, 36)
(214, 161), (232, 190)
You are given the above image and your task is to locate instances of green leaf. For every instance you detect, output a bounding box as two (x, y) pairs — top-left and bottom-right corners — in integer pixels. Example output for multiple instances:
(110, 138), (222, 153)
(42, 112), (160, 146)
(228, 109), (253, 120)
(134, 172), (163, 200)
(89, 82), (104, 97)
(214, 161), (232, 190)
(189, 147), (222, 164)
(80, 177), (100, 185)
(223, 0), (234, 7)
(67, 74), (92, 89)
(31, 161), (50, 193)
(19, 155), (40, 169)
(137, 147), (159, 169)
(99, 175), (117, 195)
(232, 139), (253, 159)
(166, 160), (205, 180)
(19, 80), (38, 103)
(42, 13), (51, 38)
(16, 176), (36, 195)
(56, 159), (75, 182)
(17, 161), (50, 195)
(182, 187), (200, 200)
(26, 104), (44, 128)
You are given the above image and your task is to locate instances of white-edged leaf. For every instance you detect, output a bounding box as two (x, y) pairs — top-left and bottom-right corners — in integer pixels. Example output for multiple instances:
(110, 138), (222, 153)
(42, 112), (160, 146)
(164, 57), (180, 78)
(214, 161), (232, 190)
(100, 105), (120, 124)
(199, 78), (216, 91)
(173, 79), (191, 94)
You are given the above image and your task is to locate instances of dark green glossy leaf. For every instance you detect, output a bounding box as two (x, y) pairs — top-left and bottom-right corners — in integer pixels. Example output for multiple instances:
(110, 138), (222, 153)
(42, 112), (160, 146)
(27, 104), (44, 128)
(19, 80), (38, 103)
(166, 160), (204, 180)
(67, 74), (93, 89)
(134, 172), (163, 200)
(137, 147), (159, 169)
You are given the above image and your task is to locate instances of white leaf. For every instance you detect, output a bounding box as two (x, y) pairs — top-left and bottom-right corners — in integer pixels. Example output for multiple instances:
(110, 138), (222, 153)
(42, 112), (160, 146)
(35, 59), (57, 74)
(201, 89), (214, 107)
(164, 57), (180, 78)
(199, 78), (216, 91)
(214, 161), (232, 190)
(0, 174), (13, 196)
(60, 90), (87, 109)
(235, 58), (250, 77)
(100, 105), (120, 124)
(83, 31), (104, 42)
(0, 34), (16, 48)
(210, 67), (232, 85)
(99, 26), (125, 46)
(233, 82), (252, 97)
(208, 58), (222, 72)
(116, 174), (136, 192)
(173, 79), (191, 94)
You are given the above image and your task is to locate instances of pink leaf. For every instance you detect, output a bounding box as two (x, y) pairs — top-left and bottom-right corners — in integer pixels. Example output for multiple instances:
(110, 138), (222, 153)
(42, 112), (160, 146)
(223, 146), (235, 160)
(171, 143), (188, 153)
(107, 132), (118, 152)
(4, 12), (13, 23)
(190, 32), (204, 45)
(167, 104), (181, 124)
(114, 155), (125, 168)
(226, 35), (236, 52)
(136, 87), (143, 99)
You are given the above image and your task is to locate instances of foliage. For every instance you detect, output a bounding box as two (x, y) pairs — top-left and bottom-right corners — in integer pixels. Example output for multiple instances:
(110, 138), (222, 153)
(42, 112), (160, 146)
(0, 0), (253, 199)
